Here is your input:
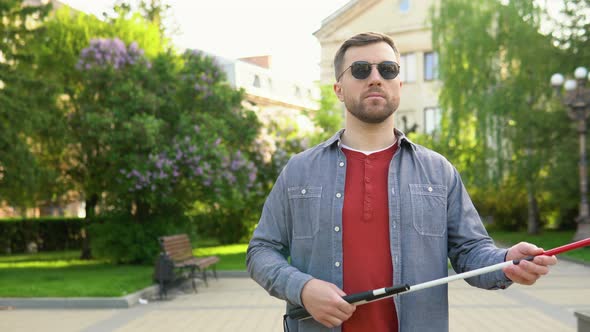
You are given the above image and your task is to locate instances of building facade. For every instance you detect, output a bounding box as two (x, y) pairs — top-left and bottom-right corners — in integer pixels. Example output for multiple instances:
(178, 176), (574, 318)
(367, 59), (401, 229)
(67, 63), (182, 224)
(213, 54), (319, 122)
(314, 0), (441, 134)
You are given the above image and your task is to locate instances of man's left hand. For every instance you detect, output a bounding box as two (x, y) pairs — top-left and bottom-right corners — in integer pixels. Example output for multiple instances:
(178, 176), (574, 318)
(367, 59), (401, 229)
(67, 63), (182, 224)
(503, 242), (558, 285)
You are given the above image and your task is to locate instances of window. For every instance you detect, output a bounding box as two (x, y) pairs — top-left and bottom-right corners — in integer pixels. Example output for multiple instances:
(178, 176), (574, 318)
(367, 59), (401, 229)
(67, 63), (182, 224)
(399, 0), (410, 12)
(400, 53), (416, 83)
(424, 52), (439, 81)
(253, 74), (261, 88)
(424, 107), (442, 134)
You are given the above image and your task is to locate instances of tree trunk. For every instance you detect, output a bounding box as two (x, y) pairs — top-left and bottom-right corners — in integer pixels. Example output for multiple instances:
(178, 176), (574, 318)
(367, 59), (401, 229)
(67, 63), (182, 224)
(527, 185), (540, 235)
(80, 193), (98, 259)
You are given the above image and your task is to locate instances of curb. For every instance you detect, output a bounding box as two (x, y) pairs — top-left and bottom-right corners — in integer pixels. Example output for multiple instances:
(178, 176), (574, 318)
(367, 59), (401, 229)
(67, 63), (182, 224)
(217, 270), (249, 278)
(0, 284), (160, 310)
(0, 273), (244, 310)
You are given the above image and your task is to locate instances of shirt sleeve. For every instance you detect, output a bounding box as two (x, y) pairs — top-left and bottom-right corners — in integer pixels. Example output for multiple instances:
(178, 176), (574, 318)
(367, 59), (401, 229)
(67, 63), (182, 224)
(246, 164), (314, 306)
(445, 164), (513, 290)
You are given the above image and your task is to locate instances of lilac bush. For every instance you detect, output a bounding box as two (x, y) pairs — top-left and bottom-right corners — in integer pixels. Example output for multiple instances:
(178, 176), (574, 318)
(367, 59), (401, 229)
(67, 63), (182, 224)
(116, 118), (260, 211)
(76, 38), (150, 71)
(75, 37), (263, 244)
(119, 129), (258, 198)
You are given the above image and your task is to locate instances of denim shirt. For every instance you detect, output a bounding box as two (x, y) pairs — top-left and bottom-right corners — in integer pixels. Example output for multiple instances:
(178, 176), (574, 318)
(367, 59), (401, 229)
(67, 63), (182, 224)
(247, 129), (511, 332)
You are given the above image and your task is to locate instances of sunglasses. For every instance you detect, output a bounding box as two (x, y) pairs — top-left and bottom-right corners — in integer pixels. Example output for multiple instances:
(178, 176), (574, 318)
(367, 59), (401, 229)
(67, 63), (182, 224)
(337, 61), (401, 81)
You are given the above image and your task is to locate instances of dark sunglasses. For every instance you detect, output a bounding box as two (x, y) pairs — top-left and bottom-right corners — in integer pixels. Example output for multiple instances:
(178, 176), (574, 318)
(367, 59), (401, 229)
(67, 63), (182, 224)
(337, 61), (401, 81)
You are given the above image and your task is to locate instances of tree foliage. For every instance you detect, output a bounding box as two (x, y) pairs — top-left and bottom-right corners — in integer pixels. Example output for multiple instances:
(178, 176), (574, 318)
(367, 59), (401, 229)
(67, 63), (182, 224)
(430, 0), (582, 229)
(305, 84), (344, 146)
(0, 3), (267, 260)
(0, 0), (60, 208)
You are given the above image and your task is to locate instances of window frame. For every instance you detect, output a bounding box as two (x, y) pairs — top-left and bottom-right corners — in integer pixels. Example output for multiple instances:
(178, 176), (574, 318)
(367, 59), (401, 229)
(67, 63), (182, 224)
(424, 51), (439, 81)
(424, 106), (442, 134)
(400, 53), (417, 83)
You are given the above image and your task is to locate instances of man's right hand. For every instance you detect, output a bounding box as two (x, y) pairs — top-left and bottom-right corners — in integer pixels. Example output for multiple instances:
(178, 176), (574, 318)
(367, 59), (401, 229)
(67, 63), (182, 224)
(300, 279), (356, 328)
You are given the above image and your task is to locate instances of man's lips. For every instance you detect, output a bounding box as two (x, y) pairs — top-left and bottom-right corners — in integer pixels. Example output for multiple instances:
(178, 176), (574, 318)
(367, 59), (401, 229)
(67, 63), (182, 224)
(365, 93), (385, 99)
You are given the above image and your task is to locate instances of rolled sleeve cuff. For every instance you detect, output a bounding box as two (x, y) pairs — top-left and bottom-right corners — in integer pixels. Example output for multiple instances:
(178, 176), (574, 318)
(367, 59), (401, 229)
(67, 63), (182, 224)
(488, 248), (513, 289)
(286, 272), (315, 307)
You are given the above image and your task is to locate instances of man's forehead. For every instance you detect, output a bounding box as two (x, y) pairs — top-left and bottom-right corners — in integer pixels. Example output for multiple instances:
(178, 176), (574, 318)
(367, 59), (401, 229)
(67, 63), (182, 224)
(343, 42), (397, 65)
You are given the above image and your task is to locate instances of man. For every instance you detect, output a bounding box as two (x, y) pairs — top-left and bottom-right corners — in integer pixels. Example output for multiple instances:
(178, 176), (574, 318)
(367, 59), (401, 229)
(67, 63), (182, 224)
(246, 32), (557, 331)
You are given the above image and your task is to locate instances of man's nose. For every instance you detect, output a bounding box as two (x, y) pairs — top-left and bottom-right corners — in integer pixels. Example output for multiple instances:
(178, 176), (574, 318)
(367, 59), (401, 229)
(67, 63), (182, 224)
(368, 65), (382, 86)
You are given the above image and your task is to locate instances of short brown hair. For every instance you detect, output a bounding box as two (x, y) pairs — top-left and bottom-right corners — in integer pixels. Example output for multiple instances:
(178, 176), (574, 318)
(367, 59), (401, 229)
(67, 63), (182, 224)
(333, 32), (400, 81)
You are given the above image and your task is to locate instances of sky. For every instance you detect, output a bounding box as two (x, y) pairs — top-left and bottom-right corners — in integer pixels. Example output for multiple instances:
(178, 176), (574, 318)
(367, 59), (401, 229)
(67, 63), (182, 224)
(59, 0), (352, 83)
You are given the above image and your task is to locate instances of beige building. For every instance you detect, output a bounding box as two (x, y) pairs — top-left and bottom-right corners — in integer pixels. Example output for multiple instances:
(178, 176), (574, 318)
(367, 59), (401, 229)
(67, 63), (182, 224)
(314, 0), (441, 135)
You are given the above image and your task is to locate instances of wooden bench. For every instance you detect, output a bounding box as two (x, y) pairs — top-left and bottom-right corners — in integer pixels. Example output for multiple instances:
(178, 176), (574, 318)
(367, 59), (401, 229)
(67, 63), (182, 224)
(156, 234), (219, 298)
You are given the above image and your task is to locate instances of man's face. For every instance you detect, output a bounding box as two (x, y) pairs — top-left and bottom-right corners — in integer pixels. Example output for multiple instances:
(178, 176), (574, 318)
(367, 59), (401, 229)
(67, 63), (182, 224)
(334, 42), (402, 124)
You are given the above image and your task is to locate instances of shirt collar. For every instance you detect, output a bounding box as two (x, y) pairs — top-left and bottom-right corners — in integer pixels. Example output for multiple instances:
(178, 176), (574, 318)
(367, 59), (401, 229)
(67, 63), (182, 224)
(321, 128), (417, 151)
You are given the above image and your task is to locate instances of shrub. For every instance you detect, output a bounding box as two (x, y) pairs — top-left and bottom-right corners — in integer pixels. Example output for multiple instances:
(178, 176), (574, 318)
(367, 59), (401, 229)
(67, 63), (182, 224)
(90, 213), (193, 264)
(0, 218), (83, 253)
(470, 184), (529, 231)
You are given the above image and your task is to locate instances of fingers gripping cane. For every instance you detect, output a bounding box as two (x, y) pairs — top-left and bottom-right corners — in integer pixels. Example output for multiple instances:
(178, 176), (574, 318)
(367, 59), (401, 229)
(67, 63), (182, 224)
(287, 238), (590, 321)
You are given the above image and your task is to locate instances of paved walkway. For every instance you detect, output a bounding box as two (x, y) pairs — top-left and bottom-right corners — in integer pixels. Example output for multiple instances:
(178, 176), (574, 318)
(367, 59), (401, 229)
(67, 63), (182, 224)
(1, 259), (589, 332)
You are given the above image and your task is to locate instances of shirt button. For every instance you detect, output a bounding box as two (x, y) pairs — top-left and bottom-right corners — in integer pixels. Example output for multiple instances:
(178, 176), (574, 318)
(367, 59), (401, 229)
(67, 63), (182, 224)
(339, 161), (345, 167)
(335, 261), (341, 267)
(428, 186), (433, 192)
(336, 193), (342, 198)
(334, 226), (340, 232)
(301, 189), (307, 194)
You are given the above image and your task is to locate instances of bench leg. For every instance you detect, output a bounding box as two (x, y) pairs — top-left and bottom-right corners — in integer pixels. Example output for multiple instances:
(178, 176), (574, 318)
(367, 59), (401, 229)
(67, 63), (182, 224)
(202, 268), (209, 287)
(159, 278), (166, 300)
(190, 266), (197, 293)
(213, 265), (218, 280)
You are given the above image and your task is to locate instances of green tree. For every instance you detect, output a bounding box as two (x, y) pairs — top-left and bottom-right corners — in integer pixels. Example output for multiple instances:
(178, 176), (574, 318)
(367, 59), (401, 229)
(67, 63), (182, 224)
(549, 0), (590, 65)
(0, 1), (62, 209)
(75, 44), (260, 260)
(30, 6), (165, 258)
(430, 0), (578, 232)
(305, 84), (344, 146)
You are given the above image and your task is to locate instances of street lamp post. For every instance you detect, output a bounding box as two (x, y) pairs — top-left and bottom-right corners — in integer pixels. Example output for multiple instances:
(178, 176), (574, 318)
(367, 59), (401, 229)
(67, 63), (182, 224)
(551, 66), (590, 241)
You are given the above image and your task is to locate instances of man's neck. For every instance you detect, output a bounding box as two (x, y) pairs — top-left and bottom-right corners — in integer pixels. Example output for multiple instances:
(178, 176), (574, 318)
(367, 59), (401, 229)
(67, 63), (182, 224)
(341, 115), (396, 151)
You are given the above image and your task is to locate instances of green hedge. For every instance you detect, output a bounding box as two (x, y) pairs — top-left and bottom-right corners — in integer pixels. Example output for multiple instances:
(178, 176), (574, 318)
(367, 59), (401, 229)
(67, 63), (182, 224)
(0, 218), (85, 254)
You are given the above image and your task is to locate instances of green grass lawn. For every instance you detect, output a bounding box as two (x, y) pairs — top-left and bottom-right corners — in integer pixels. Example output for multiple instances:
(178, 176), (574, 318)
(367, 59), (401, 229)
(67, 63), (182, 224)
(487, 229), (590, 264)
(195, 243), (248, 271)
(0, 251), (153, 297)
(0, 243), (248, 297)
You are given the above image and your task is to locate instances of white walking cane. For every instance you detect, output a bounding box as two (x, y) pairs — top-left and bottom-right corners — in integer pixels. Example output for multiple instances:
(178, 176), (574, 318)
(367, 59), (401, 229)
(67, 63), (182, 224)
(286, 238), (590, 321)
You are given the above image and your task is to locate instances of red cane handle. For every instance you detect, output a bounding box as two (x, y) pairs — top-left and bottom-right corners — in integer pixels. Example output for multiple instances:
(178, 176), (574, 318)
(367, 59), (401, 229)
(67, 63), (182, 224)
(514, 238), (590, 264)
(542, 238), (590, 256)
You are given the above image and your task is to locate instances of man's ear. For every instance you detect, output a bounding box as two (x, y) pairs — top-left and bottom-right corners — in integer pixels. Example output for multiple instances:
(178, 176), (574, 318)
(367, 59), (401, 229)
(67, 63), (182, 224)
(333, 82), (344, 102)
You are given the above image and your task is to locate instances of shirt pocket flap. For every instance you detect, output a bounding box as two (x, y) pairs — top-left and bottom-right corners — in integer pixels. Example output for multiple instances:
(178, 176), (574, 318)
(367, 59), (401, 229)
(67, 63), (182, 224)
(409, 184), (446, 198)
(288, 186), (322, 199)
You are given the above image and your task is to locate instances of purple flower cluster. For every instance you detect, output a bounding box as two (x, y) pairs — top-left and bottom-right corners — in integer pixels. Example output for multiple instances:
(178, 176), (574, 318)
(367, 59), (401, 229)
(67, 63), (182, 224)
(221, 150), (257, 188)
(76, 38), (150, 71)
(119, 133), (258, 195)
(183, 49), (223, 98)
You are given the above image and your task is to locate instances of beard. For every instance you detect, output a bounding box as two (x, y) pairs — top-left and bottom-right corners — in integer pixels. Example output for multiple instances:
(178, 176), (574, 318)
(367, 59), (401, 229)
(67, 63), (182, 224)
(344, 93), (400, 124)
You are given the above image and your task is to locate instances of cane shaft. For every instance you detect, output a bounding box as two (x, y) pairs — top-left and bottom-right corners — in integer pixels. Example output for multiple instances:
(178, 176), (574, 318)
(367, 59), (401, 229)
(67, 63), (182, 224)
(287, 238), (590, 321)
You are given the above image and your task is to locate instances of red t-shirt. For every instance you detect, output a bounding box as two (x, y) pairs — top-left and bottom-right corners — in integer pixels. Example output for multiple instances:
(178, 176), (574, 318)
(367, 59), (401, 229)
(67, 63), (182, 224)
(341, 143), (398, 332)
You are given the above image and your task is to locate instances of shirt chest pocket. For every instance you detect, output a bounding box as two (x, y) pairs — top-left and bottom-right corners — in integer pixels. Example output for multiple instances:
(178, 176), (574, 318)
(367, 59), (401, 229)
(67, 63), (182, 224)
(409, 184), (447, 237)
(288, 186), (322, 239)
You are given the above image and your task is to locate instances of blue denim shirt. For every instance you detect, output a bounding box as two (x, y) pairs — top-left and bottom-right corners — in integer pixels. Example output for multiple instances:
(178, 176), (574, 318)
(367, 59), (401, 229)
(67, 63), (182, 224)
(247, 129), (511, 332)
